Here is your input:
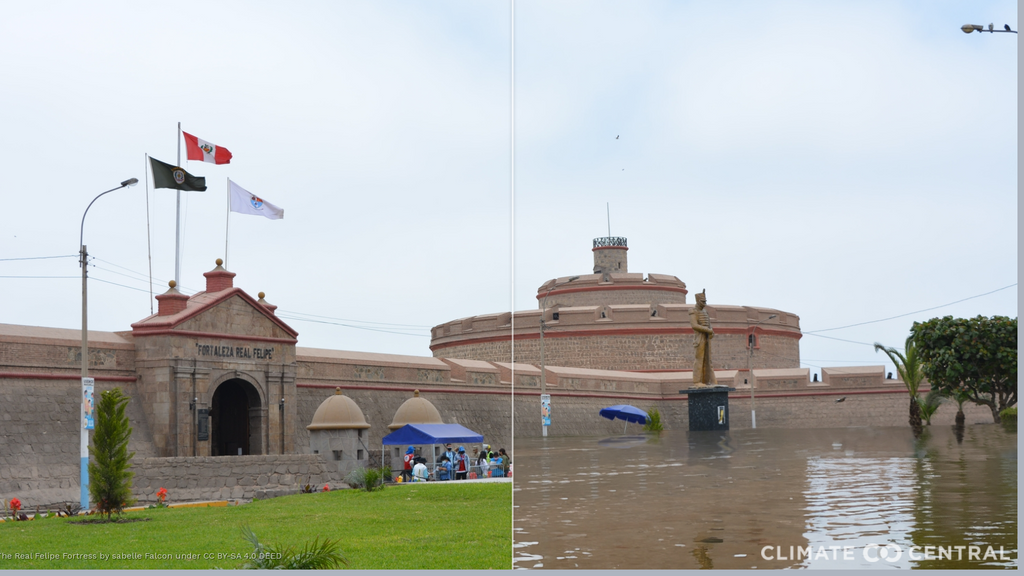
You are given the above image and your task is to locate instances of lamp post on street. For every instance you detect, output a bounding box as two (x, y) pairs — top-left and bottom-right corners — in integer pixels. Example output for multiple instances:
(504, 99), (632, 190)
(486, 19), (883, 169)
(539, 275), (579, 437)
(961, 23), (1017, 34)
(747, 313), (777, 429)
(79, 177), (138, 510)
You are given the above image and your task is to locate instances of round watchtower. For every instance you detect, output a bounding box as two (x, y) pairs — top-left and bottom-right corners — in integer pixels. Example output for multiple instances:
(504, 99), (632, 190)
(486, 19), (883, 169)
(429, 239), (802, 373)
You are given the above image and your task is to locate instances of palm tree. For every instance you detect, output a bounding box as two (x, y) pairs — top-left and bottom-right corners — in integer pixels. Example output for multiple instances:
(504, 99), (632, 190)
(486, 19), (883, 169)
(240, 526), (347, 569)
(946, 386), (970, 443)
(875, 336), (926, 435)
(947, 386), (970, 428)
(917, 390), (944, 426)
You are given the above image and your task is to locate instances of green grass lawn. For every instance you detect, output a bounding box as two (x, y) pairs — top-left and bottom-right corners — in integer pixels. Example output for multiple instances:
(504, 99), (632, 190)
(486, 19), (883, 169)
(0, 482), (511, 570)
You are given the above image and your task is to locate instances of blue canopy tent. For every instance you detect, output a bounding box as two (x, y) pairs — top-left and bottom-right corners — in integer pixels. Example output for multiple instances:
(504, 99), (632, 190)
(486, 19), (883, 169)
(382, 424), (484, 481)
(600, 405), (649, 433)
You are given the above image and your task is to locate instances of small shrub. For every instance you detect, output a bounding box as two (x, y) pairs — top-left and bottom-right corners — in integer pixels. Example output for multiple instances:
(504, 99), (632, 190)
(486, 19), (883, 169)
(344, 468), (367, 489)
(364, 466), (391, 492)
(1000, 407), (1017, 432)
(643, 408), (664, 432)
(58, 502), (82, 517)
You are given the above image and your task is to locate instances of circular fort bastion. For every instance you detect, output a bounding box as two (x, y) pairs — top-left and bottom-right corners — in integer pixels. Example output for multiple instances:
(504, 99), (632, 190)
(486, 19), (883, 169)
(430, 237), (802, 373)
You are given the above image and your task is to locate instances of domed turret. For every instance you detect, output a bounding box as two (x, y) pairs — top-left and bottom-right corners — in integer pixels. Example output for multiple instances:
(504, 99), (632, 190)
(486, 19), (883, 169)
(388, 389), (443, 430)
(307, 388), (371, 476)
(307, 388), (370, 430)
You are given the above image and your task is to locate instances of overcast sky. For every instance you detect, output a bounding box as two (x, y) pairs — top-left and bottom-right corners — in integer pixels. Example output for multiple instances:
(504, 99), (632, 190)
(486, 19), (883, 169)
(1, 1), (1017, 377)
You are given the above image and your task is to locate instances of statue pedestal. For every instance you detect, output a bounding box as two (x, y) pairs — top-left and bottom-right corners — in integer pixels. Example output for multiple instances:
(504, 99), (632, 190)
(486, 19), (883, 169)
(679, 387), (735, 431)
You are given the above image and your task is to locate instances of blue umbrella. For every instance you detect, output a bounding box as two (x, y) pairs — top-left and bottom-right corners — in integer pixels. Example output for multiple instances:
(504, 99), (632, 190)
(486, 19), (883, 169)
(600, 405), (649, 432)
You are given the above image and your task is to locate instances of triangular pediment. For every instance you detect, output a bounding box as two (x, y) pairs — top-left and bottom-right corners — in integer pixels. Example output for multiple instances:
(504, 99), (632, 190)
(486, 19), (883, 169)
(175, 293), (294, 339)
(131, 287), (298, 341)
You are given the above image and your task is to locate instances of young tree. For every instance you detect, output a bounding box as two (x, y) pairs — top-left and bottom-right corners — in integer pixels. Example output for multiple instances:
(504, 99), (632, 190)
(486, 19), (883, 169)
(917, 390), (944, 426)
(911, 315), (1017, 424)
(88, 388), (136, 519)
(874, 335), (926, 435)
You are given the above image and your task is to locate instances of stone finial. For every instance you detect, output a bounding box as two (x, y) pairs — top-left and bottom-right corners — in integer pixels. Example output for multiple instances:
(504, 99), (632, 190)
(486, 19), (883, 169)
(413, 389), (420, 397)
(335, 387), (341, 395)
(257, 291), (278, 315)
(156, 280), (189, 316)
(203, 259), (236, 293)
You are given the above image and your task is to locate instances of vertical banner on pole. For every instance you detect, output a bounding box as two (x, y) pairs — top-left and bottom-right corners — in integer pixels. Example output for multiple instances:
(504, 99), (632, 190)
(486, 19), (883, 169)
(83, 379), (95, 430)
(81, 377), (94, 509)
(541, 394), (551, 427)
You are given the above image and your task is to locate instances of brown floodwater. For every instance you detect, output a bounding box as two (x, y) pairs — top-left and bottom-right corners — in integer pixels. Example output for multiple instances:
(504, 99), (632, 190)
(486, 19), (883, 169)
(513, 425), (1017, 570)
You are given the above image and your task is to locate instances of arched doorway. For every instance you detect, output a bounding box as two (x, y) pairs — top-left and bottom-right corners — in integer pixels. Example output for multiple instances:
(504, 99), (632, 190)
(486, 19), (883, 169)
(210, 378), (263, 456)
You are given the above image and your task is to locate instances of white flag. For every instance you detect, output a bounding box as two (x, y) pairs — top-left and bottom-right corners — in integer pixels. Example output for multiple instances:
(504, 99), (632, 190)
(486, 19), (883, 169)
(229, 180), (283, 220)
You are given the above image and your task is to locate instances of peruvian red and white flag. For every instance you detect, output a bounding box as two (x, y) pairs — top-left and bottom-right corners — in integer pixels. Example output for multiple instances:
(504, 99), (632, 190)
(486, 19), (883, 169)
(182, 131), (233, 165)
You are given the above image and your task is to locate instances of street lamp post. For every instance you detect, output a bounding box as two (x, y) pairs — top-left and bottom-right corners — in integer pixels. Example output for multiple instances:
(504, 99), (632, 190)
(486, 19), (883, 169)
(79, 177), (138, 510)
(961, 23), (1017, 34)
(539, 275), (579, 437)
(747, 313), (777, 429)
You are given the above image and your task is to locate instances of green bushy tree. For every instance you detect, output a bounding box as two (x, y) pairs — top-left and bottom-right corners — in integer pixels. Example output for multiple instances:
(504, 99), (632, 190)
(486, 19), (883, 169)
(911, 315), (1017, 423)
(88, 388), (136, 519)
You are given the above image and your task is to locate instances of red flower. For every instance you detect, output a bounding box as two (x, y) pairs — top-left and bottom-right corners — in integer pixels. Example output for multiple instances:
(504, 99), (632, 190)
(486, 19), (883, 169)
(156, 487), (168, 501)
(9, 498), (21, 512)
(322, 485), (330, 492)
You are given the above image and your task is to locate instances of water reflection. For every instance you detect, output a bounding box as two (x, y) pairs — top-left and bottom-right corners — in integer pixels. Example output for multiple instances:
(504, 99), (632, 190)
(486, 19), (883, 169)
(513, 425), (1016, 570)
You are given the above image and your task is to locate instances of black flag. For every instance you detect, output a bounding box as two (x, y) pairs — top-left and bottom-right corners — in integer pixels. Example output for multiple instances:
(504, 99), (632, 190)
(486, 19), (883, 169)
(149, 156), (207, 191)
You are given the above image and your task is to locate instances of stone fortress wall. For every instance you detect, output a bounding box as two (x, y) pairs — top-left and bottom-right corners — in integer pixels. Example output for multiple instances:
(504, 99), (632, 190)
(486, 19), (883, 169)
(0, 326), (512, 506)
(430, 304), (801, 372)
(0, 324), (995, 508)
(509, 362), (994, 437)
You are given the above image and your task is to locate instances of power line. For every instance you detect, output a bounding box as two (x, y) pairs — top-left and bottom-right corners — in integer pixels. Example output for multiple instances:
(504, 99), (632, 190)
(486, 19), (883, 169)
(93, 258), (428, 329)
(277, 309), (433, 329)
(0, 255), (77, 262)
(92, 265), (155, 286)
(94, 258), (158, 282)
(804, 283), (1017, 334)
(803, 332), (882, 347)
(90, 276), (152, 294)
(276, 314), (428, 338)
(0, 275), (77, 279)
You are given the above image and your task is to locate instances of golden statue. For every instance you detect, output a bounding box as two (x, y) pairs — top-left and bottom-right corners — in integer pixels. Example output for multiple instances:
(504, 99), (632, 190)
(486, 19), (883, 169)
(689, 289), (717, 387)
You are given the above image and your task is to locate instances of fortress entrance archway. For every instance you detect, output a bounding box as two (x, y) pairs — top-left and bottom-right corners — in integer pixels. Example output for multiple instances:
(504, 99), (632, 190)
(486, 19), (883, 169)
(211, 378), (263, 456)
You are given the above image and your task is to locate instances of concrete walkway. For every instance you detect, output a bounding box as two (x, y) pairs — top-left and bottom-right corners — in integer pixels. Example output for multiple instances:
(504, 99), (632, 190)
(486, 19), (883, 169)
(391, 477), (512, 486)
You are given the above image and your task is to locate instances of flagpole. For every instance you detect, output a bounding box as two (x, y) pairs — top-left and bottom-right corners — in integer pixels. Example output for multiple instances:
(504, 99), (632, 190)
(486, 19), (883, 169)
(175, 122), (182, 286)
(145, 154), (154, 314)
(225, 177), (230, 268)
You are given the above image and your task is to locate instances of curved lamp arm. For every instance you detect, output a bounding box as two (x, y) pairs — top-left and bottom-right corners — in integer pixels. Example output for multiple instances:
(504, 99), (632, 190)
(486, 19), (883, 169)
(80, 178), (138, 262)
